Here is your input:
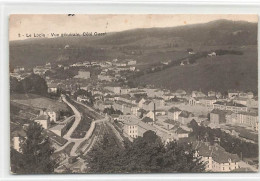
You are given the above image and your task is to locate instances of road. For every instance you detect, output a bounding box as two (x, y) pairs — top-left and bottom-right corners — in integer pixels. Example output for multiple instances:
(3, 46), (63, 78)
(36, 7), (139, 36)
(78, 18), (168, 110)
(55, 95), (107, 157)
(62, 97), (82, 140)
(238, 161), (258, 172)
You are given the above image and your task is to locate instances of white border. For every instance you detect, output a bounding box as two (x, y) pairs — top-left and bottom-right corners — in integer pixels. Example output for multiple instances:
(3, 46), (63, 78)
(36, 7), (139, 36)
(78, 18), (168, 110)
(0, 0), (260, 181)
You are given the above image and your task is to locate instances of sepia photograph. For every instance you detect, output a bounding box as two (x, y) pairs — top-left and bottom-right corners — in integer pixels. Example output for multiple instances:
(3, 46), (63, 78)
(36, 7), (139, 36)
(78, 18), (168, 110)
(9, 14), (259, 174)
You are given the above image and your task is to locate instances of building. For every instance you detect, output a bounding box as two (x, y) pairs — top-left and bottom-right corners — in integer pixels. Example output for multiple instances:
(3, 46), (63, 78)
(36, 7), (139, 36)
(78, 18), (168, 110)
(168, 107), (182, 121)
(104, 86), (121, 94)
(113, 100), (137, 115)
(162, 93), (175, 101)
(120, 116), (139, 138)
(142, 100), (155, 111)
(49, 117), (74, 137)
(213, 101), (248, 113)
(228, 90), (240, 99)
(77, 95), (89, 103)
(119, 115), (159, 139)
(178, 111), (194, 125)
(233, 97), (248, 106)
(174, 89), (187, 97)
(194, 142), (240, 172)
(175, 127), (189, 138)
(98, 74), (114, 82)
(115, 94), (136, 104)
(208, 91), (216, 97)
(210, 109), (232, 125)
(226, 112), (258, 131)
(74, 70), (91, 79)
(145, 111), (155, 121)
(33, 66), (49, 76)
(153, 97), (165, 107)
(208, 52), (217, 57)
(47, 83), (58, 94)
(12, 129), (26, 153)
(192, 91), (207, 98)
(13, 66), (25, 73)
(94, 100), (113, 112)
(199, 97), (217, 107)
(34, 115), (50, 129)
(189, 97), (200, 105)
(141, 117), (154, 125)
(40, 109), (60, 123)
(128, 60), (137, 65)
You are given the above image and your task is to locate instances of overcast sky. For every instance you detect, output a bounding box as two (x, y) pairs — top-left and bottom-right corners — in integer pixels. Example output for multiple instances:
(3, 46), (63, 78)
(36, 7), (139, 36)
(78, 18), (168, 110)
(9, 14), (258, 41)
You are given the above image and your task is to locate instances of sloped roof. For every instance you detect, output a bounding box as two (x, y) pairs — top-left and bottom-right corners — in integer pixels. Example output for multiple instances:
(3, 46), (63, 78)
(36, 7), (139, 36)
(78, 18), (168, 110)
(213, 101), (247, 107)
(194, 142), (240, 163)
(179, 111), (194, 118)
(143, 100), (153, 105)
(35, 114), (49, 120)
(168, 107), (181, 113)
(176, 127), (189, 134)
(210, 109), (232, 115)
(142, 117), (153, 123)
(12, 129), (26, 137)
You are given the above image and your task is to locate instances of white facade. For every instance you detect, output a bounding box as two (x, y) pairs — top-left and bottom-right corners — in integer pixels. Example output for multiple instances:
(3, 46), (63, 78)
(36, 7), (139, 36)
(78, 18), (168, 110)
(35, 119), (50, 129)
(124, 124), (138, 138)
(13, 137), (22, 152)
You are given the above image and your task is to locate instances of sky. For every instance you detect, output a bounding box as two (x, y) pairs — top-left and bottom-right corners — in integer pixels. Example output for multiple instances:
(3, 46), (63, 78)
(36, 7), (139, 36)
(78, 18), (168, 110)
(9, 14), (258, 41)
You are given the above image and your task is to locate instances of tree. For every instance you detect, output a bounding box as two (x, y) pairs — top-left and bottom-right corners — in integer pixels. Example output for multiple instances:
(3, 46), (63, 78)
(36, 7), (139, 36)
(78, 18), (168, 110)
(19, 74), (48, 95)
(143, 130), (160, 143)
(86, 131), (205, 173)
(10, 76), (21, 93)
(11, 122), (56, 174)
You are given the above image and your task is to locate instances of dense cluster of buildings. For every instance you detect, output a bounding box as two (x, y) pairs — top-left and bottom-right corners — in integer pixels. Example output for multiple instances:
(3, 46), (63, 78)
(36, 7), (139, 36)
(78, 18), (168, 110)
(10, 57), (258, 172)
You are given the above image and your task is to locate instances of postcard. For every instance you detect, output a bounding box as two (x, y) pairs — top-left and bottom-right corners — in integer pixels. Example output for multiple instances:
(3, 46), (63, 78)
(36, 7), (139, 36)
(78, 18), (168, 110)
(9, 14), (259, 174)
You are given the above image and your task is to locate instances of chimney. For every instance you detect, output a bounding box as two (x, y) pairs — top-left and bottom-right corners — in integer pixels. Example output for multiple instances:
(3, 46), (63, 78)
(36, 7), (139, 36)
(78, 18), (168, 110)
(153, 102), (156, 122)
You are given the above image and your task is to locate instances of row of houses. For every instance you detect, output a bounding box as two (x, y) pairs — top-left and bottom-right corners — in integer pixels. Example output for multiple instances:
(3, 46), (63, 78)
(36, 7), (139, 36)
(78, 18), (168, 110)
(210, 109), (258, 131)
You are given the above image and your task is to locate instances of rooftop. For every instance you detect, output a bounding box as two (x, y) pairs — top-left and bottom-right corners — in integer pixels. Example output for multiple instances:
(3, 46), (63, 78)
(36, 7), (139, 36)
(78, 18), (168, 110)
(194, 142), (240, 163)
(168, 107), (181, 113)
(179, 111), (194, 118)
(213, 101), (247, 108)
(176, 127), (190, 134)
(35, 114), (49, 120)
(142, 117), (153, 123)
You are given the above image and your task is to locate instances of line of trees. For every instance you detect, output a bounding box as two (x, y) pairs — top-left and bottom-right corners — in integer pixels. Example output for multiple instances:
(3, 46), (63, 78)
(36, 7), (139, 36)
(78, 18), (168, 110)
(85, 130), (205, 173)
(10, 74), (48, 96)
(189, 120), (258, 158)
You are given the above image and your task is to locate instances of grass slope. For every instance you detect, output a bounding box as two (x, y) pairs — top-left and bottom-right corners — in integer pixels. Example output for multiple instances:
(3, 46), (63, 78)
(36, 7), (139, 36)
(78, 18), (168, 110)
(11, 93), (70, 112)
(134, 46), (258, 93)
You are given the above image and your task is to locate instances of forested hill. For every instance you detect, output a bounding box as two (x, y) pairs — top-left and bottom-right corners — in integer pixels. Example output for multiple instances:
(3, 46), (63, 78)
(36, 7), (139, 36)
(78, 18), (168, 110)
(10, 19), (257, 68)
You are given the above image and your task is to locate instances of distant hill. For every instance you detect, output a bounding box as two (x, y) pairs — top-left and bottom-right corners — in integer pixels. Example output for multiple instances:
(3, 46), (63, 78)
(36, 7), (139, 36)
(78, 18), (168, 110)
(10, 19), (257, 68)
(134, 46), (258, 94)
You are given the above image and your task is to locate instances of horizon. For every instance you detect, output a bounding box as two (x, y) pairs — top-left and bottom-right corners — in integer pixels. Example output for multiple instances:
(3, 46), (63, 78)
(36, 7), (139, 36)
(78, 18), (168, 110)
(9, 14), (258, 41)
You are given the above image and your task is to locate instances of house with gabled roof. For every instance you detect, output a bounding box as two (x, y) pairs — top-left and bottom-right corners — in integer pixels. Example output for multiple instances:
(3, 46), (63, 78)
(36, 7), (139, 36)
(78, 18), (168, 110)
(194, 141), (240, 172)
(34, 114), (50, 129)
(168, 107), (182, 121)
(178, 111), (195, 125)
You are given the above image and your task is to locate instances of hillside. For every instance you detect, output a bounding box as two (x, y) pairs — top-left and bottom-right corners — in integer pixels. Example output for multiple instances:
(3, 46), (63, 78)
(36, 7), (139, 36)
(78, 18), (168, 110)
(134, 46), (258, 94)
(9, 19), (257, 68)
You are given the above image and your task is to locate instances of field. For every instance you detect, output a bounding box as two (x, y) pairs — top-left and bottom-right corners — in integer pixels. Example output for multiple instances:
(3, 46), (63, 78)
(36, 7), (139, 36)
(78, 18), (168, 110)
(11, 93), (70, 113)
(134, 46), (257, 93)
